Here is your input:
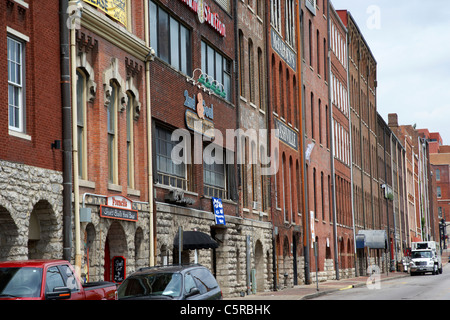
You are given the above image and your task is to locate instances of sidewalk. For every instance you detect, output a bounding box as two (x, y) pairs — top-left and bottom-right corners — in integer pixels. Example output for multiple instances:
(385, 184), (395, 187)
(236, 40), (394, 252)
(227, 250), (450, 300)
(227, 271), (410, 300)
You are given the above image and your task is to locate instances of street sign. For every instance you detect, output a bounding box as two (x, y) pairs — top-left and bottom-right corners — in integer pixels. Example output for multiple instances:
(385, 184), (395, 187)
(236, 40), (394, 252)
(212, 197), (226, 225)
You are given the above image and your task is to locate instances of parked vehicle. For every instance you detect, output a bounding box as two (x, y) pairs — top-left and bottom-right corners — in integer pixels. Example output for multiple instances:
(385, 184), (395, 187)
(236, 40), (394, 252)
(0, 260), (117, 300)
(410, 241), (443, 276)
(118, 264), (222, 300)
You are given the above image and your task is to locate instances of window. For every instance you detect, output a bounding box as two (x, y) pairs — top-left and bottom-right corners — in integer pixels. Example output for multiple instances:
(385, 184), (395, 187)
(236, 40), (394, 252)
(127, 92), (135, 188)
(76, 69), (87, 180)
(156, 126), (188, 190)
(248, 39), (255, 103)
(108, 82), (119, 184)
(436, 169), (440, 181)
(203, 146), (226, 199)
(45, 267), (65, 293)
(8, 36), (25, 132)
(149, 1), (192, 75)
(60, 265), (80, 291)
(271, 0), (281, 32)
(437, 187), (442, 198)
(201, 41), (232, 102)
(285, 0), (295, 47)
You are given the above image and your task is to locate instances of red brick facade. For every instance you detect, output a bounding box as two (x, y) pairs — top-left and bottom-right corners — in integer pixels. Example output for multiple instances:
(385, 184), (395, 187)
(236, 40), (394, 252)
(1, 0), (62, 170)
(302, 0), (334, 279)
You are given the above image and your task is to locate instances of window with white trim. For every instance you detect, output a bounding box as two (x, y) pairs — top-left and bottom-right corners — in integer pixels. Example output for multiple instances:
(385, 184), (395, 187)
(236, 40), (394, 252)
(8, 36), (25, 132)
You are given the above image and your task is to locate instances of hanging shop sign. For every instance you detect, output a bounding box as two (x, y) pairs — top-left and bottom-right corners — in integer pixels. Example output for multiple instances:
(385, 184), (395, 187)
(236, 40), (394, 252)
(212, 197), (226, 226)
(184, 90), (215, 139)
(179, 0), (226, 37)
(100, 195), (138, 222)
(83, 0), (127, 26)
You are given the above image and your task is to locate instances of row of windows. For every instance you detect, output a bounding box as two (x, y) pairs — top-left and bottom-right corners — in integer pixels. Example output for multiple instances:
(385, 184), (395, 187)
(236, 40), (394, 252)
(272, 57), (299, 129)
(331, 72), (349, 117)
(330, 19), (347, 68)
(275, 154), (302, 224)
(149, 0), (232, 102)
(155, 126), (238, 202)
(77, 69), (137, 189)
(333, 119), (350, 167)
(271, 0), (296, 48)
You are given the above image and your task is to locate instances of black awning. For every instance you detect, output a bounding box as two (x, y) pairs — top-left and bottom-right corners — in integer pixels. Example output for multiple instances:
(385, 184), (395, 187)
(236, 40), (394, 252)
(174, 231), (219, 250)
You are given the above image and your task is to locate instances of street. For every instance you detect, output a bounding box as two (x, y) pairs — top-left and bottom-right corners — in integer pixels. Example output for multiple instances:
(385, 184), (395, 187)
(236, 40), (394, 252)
(312, 264), (450, 300)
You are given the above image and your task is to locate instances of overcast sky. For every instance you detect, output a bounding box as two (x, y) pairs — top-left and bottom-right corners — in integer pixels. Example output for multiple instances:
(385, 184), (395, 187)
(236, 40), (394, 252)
(330, 0), (450, 144)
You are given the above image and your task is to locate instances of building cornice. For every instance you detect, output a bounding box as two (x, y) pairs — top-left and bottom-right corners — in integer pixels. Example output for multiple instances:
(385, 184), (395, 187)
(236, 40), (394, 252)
(81, 4), (149, 61)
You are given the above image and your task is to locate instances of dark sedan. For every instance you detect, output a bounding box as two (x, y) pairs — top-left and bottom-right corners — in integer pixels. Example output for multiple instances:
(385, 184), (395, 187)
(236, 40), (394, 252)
(117, 264), (222, 300)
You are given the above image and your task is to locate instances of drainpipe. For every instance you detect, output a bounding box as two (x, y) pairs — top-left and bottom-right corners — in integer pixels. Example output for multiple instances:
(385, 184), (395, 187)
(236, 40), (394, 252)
(60, 0), (72, 262)
(67, 0), (82, 276)
(144, 0), (155, 267)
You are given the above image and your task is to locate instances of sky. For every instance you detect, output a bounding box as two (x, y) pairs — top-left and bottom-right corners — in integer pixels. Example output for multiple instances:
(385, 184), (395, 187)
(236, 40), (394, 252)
(330, 0), (450, 144)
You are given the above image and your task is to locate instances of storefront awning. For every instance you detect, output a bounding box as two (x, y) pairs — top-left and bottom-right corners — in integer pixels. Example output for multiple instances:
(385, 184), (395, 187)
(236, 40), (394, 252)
(174, 231), (219, 250)
(357, 230), (387, 249)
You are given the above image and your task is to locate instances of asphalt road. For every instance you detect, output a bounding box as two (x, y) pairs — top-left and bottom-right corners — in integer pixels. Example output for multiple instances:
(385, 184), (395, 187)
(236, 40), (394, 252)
(312, 263), (450, 300)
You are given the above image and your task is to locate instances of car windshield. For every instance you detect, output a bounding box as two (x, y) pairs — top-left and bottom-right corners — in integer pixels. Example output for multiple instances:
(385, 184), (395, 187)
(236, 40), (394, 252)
(118, 272), (181, 299)
(412, 251), (432, 259)
(0, 267), (43, 298)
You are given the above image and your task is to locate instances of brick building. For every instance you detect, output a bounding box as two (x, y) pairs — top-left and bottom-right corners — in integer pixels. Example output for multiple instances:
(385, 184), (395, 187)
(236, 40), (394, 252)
(148, 0), (273, 298)
(268, 0), (304, 288)
(389, 114), (436, 245)
(302, 0), (334, 282)
(0, 0), (64, 261)
(329, 3), (354, 279)
(338, 10), (382, 275)
(72, 0), (151, 282)
(236, 0), (274, 293)
(418, 129), (450, 241)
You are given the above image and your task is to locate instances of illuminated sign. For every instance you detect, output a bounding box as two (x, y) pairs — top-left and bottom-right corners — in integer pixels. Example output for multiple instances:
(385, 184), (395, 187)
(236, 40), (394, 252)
(179, 0), (226, 37)
(83, 0), (127, 26)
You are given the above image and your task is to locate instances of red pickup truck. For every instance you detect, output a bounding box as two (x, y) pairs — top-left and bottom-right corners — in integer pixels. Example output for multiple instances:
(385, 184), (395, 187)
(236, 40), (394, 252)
(0, 260), (117, 300)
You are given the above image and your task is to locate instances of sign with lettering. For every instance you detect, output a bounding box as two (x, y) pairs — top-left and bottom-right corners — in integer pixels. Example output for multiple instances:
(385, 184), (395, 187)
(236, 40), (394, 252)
(100, 195), (138, 222)
(274, 118), (298, 150)
(83, 0), (127, 26)
(112, 256), (126, 283)
(212, 197), (226, 225)
(271, 28), (297, 72)
(179, 0), (226, 37)
(184, 90), (215, 139)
